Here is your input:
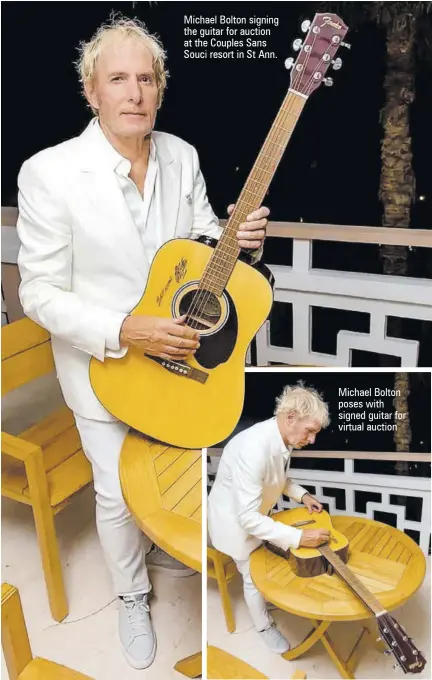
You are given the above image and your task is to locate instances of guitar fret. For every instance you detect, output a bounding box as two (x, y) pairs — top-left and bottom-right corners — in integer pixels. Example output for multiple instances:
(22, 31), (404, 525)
(243, 188), (265, 200)
(258, 152), (281, 163)
(253, 166), (273, 176)
(265, 139), (286, 150)
(273, 124), (295, 133)
(199, 90), (306, 291)
(246, 177), (267, 188)
(319, 545), (383, 614)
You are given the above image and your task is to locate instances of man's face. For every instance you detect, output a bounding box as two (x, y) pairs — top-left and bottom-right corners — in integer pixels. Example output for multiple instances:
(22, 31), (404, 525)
(85, 37), (159, 139)
(282, 413), (322, 449)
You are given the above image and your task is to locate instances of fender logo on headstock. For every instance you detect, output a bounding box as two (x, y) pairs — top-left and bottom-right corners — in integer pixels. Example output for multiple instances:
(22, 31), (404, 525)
(321, 15), (343, 30)
(408, 661), (423, 670)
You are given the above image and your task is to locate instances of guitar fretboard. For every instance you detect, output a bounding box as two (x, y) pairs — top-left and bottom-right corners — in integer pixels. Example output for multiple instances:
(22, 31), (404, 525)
(319, 544), (385, 615)
(199, 91), (307, 296)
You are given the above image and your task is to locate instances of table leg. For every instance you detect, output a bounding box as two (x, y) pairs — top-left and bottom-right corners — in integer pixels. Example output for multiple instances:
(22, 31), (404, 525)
(317, 625), (356, 680)
(282, 620), (331, 660)
(283, 620), (372, 680)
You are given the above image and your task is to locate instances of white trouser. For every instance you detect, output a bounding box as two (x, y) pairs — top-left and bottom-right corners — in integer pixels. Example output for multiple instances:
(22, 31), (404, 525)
(74, 414), (152, 596)
(234, 557), (273, 632)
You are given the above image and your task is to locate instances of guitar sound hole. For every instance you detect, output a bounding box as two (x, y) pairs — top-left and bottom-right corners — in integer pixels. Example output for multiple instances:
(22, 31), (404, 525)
(180, 289), (222, 331)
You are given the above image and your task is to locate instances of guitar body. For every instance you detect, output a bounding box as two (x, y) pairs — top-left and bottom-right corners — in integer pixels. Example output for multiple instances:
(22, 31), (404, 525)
(89, 236), (273, 448)
(280, 508), (349, 577)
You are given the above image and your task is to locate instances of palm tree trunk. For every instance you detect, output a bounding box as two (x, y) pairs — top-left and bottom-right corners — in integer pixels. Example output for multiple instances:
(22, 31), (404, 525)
(379, 9), (416, 472)
(393, 371), (411, 454)
(379, 10), (416, 276)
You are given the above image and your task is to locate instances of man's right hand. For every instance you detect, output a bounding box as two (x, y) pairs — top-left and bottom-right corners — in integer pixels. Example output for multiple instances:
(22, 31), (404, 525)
(299, 529), (330, 548)
(120, 314), (200, 360)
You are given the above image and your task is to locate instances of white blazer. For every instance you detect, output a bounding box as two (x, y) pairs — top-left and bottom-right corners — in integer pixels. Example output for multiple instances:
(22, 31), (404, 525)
(208, 417), (308, 561)
(16, 119), (222, 421)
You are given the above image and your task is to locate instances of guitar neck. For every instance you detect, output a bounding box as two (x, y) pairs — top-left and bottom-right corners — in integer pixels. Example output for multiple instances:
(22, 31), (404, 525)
(200, 90), (307, 296)
(319, 544), (385, 616)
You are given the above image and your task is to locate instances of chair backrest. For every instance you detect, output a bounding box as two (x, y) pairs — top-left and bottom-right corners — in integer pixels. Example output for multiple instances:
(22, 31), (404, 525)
(1, 583), (33, 680)
(1, 318), (55, 396)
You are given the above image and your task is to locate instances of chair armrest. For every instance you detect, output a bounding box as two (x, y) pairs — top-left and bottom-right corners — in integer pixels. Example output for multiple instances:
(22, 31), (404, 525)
(1, 432), (42, 461)
(2, 583), (33, 678)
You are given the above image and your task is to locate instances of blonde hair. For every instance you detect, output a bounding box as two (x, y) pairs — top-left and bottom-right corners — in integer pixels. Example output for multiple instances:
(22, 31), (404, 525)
(76, 14), (168, 112)
(274, 381), (330, 427)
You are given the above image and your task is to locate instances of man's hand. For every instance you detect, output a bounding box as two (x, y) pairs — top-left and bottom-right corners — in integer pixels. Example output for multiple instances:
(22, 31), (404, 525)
(299, 529), (330, 548)
(302, 493), (323, 514)
(120, 314), (200, 360)
(227, 204), (269, 250)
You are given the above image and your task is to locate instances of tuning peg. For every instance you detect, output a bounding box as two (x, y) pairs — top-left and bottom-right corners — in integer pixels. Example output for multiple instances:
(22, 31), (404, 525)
(293, 38), (303, 51)
(332, 58), (343, 70)
(284, 57), (295, 70)
(301, 20), (311, 33)
(376, 637), (382, 642)
(393, 664), (401, 670)
(323, 77), (333, 87)
(384, 650), (392, 656)
(341, 41), (351, 49)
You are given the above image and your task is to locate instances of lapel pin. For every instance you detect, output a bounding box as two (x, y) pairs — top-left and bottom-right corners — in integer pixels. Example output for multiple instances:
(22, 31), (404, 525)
(185, 193), (192, 205)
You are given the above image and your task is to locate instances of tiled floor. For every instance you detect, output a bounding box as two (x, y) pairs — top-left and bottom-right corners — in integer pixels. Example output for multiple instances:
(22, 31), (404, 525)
(207, 558), (431, 679)
(2, 376), (201, 680)
(1, 489), (201, 680)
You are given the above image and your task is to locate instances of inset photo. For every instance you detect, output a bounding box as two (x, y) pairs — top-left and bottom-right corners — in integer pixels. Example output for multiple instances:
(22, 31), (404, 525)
(207, 370), (430, 679)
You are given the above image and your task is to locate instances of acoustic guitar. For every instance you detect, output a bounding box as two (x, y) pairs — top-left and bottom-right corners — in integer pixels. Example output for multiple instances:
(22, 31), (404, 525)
(265, 509), (426, 674)
(90, 13), (349, 449)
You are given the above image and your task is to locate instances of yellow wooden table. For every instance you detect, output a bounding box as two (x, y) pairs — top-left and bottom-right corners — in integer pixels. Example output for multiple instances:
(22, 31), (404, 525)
(250, 510), (426, 679)
(120, 431), (202, 572)
(120, 432), (204, 677)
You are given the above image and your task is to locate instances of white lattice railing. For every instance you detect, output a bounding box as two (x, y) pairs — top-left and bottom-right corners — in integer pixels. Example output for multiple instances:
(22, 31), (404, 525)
(3, 211), (432, 361)
(207, 449), (431, 556)
(256, 222), (432, 367)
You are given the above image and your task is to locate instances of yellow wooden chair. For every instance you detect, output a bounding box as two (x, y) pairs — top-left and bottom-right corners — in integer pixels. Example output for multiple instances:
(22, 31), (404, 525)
(207, 547), (238, 633)
(2, 583), (94, 679)
(1, 318), (93, 622)
(174, 646), (307, 679)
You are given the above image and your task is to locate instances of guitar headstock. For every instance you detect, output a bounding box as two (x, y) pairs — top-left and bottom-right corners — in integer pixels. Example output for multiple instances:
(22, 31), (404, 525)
(286, 13), (349, 97)
(377, 613), (427, 674)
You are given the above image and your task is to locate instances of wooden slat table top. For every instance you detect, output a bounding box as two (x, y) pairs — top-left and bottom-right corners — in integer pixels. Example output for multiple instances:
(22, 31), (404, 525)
(250, 510), (426, 622)
(119, 432), (202, 572)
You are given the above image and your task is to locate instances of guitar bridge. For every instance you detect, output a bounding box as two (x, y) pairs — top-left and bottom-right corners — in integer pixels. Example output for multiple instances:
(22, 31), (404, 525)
(145, 354), (209, 384)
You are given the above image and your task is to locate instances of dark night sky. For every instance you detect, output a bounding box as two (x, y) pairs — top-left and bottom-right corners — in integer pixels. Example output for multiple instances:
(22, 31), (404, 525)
(2, 1), (431, 230)
(228, 371), (431, 479)
(2, 2), (431, 363)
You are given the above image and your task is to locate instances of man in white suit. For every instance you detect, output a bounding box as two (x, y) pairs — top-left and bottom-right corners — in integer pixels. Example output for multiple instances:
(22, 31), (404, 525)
(16, 18), (268, 669)
(208, 383), (330, 653)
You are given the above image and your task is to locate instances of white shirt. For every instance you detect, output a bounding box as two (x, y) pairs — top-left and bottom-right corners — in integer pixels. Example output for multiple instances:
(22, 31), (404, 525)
(208, 417), (308, 561)
(94, 121), (160, 264)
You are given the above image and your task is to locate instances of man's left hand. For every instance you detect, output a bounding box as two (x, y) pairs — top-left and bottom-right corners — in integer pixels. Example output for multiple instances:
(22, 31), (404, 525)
(227, 204), (269, 250)
(302, 494), (323, 514)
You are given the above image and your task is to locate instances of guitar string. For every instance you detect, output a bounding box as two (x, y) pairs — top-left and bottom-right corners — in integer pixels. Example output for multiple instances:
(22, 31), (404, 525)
(184, 31), (324, 329)
(183, 35), (332, 334)
(182, 92), (301, 329)
(184, 89), (305, 329)
(182, 35), (320, 327)
(320, 544), (417, 666)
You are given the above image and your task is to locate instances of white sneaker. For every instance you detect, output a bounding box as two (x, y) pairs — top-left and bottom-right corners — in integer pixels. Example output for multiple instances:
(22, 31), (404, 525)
(119, 593), (156, 669)
(258, 622), (290, 654)
(146, 545), (196, 577)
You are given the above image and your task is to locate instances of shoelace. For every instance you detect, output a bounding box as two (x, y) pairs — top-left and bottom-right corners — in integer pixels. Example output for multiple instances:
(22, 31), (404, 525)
(124, 599), (151, 636)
